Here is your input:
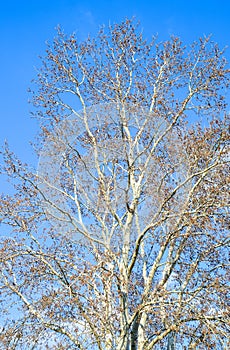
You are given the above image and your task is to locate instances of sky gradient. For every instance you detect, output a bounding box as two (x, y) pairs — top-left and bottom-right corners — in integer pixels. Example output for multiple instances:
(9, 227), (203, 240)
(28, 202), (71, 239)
(1, 0), (230, 166)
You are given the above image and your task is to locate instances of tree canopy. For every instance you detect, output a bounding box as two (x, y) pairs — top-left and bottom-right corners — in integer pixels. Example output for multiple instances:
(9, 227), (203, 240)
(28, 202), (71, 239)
(0, 19), (229, 349)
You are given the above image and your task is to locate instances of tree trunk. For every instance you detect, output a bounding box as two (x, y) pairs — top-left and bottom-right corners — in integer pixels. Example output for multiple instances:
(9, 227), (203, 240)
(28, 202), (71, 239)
(167, 331), (176, 350)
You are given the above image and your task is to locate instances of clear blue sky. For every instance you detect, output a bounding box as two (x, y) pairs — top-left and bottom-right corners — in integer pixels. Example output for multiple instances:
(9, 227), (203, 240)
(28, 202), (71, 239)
(1, 0), (230, 165)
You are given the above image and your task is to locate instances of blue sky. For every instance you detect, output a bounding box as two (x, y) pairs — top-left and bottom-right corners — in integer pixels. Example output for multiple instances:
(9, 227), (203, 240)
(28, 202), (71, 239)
(1, 0), (230, 166)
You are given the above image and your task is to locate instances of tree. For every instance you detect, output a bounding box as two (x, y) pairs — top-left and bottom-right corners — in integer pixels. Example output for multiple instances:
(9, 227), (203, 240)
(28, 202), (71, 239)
(0, 19), (229, 349)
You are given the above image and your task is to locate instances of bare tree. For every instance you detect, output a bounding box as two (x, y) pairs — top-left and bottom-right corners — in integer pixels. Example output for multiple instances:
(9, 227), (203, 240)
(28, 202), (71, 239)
(0, 19), (229, 349)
